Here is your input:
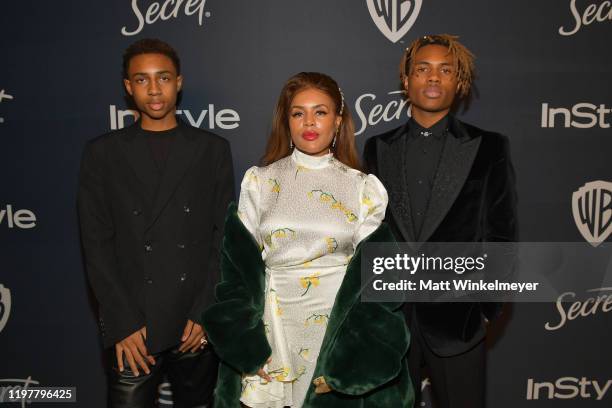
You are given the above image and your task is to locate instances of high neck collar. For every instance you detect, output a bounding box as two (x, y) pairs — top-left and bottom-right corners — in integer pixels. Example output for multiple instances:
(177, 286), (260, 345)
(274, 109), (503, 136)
(291, 148), (333, 169)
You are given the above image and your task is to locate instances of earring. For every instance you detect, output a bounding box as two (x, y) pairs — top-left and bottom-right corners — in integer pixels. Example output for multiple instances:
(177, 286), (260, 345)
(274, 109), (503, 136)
(289, 138), (293, 149)
(332, 135), (337, 148)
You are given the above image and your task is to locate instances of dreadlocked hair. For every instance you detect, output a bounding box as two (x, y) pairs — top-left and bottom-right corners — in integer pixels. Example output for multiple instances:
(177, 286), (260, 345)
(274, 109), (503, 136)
(400, 34), (475, 100)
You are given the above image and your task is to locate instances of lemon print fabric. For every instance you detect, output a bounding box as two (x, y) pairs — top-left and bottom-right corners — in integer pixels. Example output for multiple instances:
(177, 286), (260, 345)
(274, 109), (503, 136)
(304, 313), (330, 327)
(236, 148), (388, 408)
(268, 178), (280, 199)
(269, 289), (283, 317)
(362, 194), (376, 215)
(294, 165), (310, 179)
(308, 189), (358, 223)
(299, 272), (320, 296)
(263, 227), (296, 249)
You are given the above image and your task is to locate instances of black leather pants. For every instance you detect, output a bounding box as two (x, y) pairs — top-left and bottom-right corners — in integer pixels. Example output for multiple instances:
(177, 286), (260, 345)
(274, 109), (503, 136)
(107, 345), (218, 408)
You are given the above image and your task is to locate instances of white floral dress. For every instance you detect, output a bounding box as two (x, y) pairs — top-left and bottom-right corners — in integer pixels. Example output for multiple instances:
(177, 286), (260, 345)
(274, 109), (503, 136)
(237, 148), (388, 408)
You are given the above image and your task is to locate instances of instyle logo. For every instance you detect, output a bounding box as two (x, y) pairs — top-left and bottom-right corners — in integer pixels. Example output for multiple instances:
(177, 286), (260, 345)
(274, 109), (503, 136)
(526, 377), (611, 400)
(0, 89), (14, 124)
(541, 103), (611, 128)
(367, 0), (422, 43)
(544, 287), (612, 331)
(121, 0), (211, 36)
(559, 0), (612, 36)
(109, 105), (240, 131)
(0, 205), (37, 229)
(572, 181), (612, 247)
(354, 90), (410, 136)
(0, 284), (11, 333)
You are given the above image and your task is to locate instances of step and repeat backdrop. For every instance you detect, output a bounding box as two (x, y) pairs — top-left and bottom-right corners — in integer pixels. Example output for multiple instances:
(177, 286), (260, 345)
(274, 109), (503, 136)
(1, 1), (611, 406)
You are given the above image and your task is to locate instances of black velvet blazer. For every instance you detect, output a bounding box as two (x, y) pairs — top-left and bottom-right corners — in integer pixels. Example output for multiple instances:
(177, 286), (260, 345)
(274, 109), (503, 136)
(364, 116), (518, 357)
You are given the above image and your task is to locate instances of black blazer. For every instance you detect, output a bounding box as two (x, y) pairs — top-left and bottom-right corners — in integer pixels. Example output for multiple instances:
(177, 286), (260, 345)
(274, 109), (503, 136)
(78, 121), (234, 353)
(364, 116), (517, 357)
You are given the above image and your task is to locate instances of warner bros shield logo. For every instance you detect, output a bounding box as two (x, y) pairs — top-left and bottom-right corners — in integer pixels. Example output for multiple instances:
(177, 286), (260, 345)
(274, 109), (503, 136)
(572, 181), (612, 247)
(0, 284), (11, 333)
(367, 0), (422, 43)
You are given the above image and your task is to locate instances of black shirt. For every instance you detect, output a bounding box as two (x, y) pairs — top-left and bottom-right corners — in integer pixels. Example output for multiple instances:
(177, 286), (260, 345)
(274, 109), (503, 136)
(142, 126), (178, 172)
(404, 115), (449, 238)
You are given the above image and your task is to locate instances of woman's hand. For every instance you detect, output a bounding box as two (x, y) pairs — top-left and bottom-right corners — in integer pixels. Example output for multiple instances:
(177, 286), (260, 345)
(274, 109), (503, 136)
(255, 357), (273, 382)
(313, 376), (332, 394)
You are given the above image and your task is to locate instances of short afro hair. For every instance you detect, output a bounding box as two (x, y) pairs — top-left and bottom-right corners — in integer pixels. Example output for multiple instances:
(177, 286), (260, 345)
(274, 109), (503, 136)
(122, 38), (181, 79)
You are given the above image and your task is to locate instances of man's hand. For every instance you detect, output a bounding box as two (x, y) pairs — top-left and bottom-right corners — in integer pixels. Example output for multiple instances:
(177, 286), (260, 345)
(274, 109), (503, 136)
(179, 319), (206, 353)
(115, 327), (155, 376)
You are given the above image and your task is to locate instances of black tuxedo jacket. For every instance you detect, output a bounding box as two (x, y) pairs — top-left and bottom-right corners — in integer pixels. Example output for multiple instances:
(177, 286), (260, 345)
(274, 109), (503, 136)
(78, 121), (234, 353)
(364, 116), (517, 357)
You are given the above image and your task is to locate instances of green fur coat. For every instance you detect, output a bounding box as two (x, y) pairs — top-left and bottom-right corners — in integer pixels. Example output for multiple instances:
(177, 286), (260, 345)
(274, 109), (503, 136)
(202, 203), (414, 407)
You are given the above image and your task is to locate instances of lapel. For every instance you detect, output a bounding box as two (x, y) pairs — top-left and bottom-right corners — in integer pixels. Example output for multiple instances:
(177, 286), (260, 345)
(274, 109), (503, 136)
(147, 122), (198, 230)
(377, 124), (417, 243)
(418, 117), (481, 242)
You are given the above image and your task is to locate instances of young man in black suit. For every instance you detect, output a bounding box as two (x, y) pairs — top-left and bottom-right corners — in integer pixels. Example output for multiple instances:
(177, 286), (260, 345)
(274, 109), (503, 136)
(78, 39), (234, 407)
(364, 34), (518, 407)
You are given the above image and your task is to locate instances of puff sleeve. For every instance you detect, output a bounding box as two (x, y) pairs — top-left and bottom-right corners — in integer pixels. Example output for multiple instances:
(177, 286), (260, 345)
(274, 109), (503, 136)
(237, 166), (263, 247)
(353, 174), (389, 247)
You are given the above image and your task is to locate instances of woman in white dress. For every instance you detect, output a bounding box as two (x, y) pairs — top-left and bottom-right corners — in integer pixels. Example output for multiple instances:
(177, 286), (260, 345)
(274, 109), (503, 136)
(203, 72), (413, 408)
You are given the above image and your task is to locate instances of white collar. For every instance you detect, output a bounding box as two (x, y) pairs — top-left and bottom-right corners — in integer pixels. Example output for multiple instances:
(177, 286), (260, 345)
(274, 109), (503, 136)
(291, 148), (333, 169)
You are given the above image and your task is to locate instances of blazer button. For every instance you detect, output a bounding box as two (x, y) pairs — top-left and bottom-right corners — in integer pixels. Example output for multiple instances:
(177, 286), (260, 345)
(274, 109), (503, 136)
(177, 243), (186, 249)
(132, 209), (142, 216)
(144, 243), (153, 252)
(180, 273), (187, 281)
(146, 278), (153, 284)
(183, 205), (190, 213)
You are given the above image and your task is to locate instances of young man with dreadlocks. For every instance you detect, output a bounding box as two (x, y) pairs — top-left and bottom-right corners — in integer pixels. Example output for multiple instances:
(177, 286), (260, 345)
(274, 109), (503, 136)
(364, 34), (517, 407)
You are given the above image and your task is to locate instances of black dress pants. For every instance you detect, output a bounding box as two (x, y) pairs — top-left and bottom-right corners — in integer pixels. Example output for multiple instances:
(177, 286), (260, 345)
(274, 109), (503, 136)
(408, 312), (486, 408)
(107, 345), (218, 408)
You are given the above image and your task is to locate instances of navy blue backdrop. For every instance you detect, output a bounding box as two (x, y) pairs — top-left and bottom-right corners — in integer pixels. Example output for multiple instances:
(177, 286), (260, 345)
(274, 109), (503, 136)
(1, 1), (611, 406)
